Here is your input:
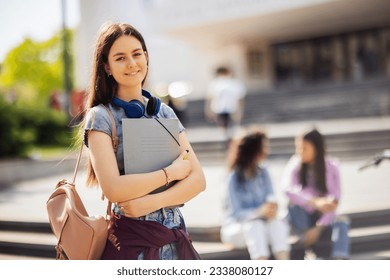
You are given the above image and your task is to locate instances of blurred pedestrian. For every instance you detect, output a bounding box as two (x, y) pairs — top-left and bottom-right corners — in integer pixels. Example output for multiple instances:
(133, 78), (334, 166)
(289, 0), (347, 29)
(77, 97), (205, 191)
(81, 22), (206, 260)
(70, 89), (86, 125)
(49, 91), (62, 111)
(220, 127), (290, 260)
(282, 128), (350, 259)
(167, 94), (187, 126)
(205, 66), (246, 143)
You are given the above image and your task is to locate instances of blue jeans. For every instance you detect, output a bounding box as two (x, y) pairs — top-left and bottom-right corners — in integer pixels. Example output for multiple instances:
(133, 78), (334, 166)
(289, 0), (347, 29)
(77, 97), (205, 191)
(331, 218), (350, 259)
(288, 205), (350, 259)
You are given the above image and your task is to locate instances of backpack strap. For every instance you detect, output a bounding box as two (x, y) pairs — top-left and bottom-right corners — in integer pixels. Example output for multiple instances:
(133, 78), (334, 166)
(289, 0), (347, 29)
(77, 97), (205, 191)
(100, 105), (118, 211)
(70, 145), (84, 187)
(70, 104), (118, 216)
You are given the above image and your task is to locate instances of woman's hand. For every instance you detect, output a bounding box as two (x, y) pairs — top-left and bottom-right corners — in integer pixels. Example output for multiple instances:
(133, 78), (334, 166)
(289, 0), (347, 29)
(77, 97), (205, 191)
(257, 202), (278, 220)
(167, 150), (192, 181)
(311, 197), (338, 213)
(117, 150), (192, 218)
(117, 195), (157, 218)
(117, 133), (205, 216)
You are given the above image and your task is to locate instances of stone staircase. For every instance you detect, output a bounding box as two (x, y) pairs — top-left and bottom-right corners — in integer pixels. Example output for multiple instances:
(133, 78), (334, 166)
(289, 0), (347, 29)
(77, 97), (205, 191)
(0, 208), (389, 260)
(184, 78), (390, 128)
(192, 129), (390, 163)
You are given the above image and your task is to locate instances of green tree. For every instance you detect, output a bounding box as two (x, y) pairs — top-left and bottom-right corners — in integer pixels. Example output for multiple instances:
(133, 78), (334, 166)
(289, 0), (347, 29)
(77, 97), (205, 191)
(0, 29), (75, 158)
(0, 29), (74, 106)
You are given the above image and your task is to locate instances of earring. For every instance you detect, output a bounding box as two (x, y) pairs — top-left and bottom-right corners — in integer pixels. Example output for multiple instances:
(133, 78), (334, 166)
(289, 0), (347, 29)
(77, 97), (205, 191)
(107, 72), (111, 77)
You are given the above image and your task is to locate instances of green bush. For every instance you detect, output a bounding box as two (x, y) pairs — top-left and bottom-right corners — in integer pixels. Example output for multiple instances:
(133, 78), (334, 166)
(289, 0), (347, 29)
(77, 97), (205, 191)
(0, 97), (35, 157)
(0, 96), (73, 158)
(18, 105), (72, 146)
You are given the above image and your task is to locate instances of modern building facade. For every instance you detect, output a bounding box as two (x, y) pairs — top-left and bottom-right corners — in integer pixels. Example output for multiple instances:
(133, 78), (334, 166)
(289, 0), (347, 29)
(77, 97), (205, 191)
(75, 0), (390, 99)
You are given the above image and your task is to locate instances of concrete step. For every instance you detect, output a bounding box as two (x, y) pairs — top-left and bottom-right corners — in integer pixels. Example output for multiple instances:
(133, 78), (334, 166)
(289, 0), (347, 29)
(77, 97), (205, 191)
(192, 129), (390, 163)
(348, 209), (390, 228)
(1, 242), (388, 260)
(0, 240), (55, 259)
(195, 245), (390, 260)
(192, 130), (390, 154)
(1, 209), (389, 241)
(0, 231), (57, 246)
(349, 250), (390, 260)
(196, 225), (390, 260)
(0, 209), (389, 259)
(0, 253), (51, 260)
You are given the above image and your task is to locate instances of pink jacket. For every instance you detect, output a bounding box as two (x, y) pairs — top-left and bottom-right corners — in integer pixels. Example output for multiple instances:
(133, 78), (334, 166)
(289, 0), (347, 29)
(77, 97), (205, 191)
(283, 155), (341, 226)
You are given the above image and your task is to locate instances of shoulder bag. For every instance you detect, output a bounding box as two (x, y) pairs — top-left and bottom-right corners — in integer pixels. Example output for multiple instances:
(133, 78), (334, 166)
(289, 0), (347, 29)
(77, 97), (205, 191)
(46, 106), (118, 260)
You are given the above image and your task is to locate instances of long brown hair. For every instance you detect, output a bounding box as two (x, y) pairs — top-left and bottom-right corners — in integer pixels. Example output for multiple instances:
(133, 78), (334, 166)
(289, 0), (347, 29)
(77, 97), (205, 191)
(299, 129), (327, 194)
(228, 128), (267, 183)
(81, 22), (149, 186)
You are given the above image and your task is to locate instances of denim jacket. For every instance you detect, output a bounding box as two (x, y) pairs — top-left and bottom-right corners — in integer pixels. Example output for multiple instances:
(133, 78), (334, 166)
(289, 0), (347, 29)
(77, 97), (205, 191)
(224, 166), (275, 223)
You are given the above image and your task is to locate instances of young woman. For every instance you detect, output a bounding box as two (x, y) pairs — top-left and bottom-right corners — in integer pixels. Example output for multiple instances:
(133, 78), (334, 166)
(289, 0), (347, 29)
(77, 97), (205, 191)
(282, 128), (350, 259)
(81, 22), (206, 260)
(220, 127), (290, 260)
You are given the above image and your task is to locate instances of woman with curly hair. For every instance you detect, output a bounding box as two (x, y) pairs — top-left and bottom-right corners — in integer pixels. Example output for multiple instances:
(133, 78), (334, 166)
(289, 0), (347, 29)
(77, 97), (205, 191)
(220, 127), (290, 260)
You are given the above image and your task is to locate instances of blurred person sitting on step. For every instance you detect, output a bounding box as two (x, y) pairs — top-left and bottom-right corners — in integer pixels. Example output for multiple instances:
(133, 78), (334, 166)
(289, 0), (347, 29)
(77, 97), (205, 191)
(220, 127), (290, 260)
(282, 128), (350, 260)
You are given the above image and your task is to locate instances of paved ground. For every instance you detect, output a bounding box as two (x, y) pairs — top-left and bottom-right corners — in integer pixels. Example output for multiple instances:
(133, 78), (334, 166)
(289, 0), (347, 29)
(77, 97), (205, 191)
(0, 116), (389, 228)
(1, 157), (388, 228)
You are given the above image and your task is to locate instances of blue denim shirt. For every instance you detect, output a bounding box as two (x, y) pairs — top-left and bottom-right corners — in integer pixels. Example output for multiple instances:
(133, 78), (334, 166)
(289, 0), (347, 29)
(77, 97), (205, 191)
(224, 166), (275, 223)
(84, 94), (185, 259)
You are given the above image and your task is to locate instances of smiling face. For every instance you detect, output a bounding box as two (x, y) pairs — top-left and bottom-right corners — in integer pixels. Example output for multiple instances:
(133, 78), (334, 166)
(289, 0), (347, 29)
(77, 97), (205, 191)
(295, 137), (316, 164)
(105, 35), (148, 98)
